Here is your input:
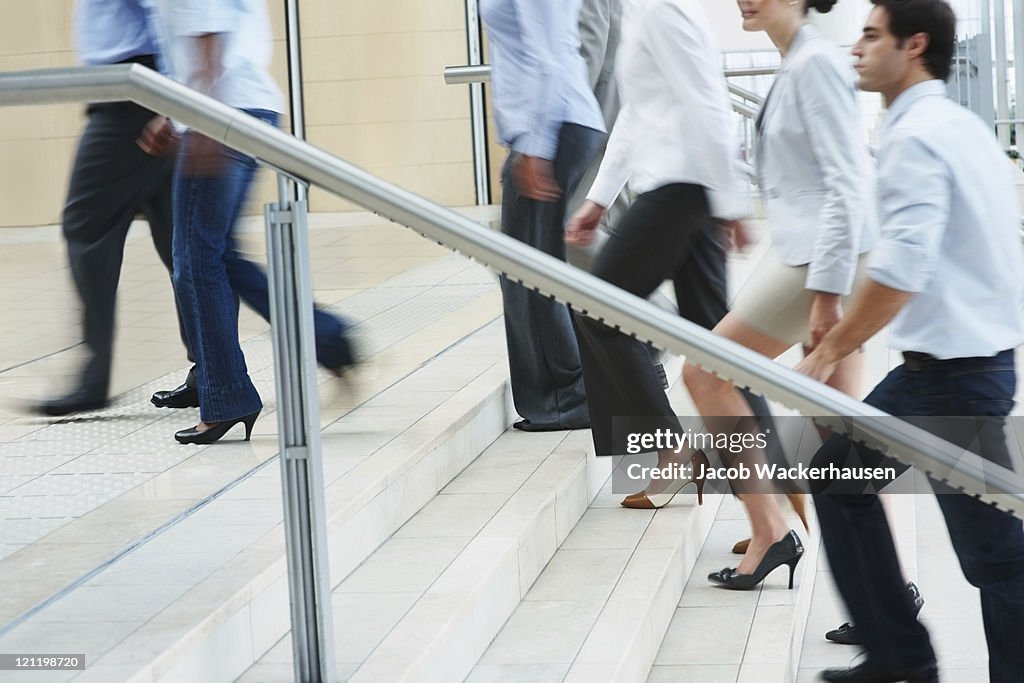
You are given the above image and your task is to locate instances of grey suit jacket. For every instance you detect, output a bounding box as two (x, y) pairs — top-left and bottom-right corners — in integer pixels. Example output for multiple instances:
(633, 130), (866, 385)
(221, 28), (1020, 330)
(567, 0), (628, 272)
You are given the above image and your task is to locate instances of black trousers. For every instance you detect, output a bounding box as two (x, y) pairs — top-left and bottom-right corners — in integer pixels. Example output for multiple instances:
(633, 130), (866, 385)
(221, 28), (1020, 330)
(573, 183), (784, 464)
(62, 98), (187, 398)
(499, 123), (604, 428)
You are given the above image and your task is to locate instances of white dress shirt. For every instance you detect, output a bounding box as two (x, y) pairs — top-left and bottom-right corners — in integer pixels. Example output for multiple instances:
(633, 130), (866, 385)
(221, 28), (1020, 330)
(151, 0), (282, 114)
(481, 0), (606, 160)
(868, 80), (1024, 359)
(755, 25), (877, 295)
(585, 0), (744, 220)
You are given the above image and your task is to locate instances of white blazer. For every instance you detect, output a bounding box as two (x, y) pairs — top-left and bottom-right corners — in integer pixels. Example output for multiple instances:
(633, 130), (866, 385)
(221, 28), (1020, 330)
(755, 25), (877, 296)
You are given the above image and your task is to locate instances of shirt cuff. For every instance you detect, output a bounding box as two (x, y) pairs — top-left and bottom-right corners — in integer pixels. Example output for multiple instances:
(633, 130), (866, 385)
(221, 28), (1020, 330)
(512, 131), (558, 161)
(866, 242), (932, 293)
(172, 9), (236, 36)
(805, 267), (854, 296)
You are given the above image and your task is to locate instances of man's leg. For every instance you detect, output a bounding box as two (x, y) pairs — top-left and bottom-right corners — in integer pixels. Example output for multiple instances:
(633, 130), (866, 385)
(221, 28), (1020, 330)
(929, 354), (1024, 683)
(40, 102), (171, 414)
(499, 123), (603, 430)
(812, 367), (935, 674)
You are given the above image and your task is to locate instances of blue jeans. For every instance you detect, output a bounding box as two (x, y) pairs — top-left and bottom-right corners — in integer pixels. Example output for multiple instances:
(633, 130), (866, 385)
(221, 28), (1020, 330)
(172, 109), (348, 422)
(811, 350), (1024, 681)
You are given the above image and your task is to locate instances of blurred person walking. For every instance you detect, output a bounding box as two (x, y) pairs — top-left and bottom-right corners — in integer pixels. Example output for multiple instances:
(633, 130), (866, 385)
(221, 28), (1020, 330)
(799, 1), (1024, 680)
(34, 0), (188, 417)
(481, 0), (607, 432)
(566, 0), (802, 589)
(148, 0), (355, 444)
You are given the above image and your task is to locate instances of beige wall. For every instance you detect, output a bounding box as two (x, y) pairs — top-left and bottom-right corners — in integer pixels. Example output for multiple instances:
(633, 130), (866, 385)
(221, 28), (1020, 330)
(298, 1), (475, 212)
(0, 1), (476, 227)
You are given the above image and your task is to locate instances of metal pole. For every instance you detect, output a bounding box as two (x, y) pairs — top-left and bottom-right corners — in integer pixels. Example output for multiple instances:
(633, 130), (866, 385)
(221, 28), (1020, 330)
(265, 173), (336, 683)
(995, 0), (1011, 147)
(284, 0), (308, 202)
(464, 0), (491, 205)
(1013, 0), (1024, 150)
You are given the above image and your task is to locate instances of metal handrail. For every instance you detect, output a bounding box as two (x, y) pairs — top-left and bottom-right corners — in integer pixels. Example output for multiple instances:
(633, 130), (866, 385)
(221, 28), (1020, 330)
(443, 63), (779, 85)
(3, 64), (1024, 520)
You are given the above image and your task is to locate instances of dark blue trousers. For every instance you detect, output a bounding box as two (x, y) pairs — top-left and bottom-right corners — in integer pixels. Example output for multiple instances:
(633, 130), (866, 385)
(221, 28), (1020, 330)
(812, 349), (1024, 682)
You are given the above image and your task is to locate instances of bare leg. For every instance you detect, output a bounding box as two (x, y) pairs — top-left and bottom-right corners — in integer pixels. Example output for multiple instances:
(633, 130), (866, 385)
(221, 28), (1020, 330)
(683, 313), (797, 573)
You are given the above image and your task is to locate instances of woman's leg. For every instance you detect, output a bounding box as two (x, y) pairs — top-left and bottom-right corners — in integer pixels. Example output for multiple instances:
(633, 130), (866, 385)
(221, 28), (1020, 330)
(172, 135), (262, 424)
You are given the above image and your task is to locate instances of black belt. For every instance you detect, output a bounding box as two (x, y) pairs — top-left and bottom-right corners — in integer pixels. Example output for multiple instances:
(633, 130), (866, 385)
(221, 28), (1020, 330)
(901, 351), (937, 371)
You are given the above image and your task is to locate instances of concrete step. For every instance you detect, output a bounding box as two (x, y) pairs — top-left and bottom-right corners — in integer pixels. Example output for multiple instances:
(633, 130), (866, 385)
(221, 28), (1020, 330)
(466, 478), (717, 683)
(242, 427), (610, 682)
(0, 318), (511, 683)
(648, 497), (820, 683)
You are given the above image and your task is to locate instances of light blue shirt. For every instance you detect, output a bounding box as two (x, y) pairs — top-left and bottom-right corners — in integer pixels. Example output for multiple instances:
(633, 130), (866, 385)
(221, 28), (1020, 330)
(481, 0), (605, 159)
(868, 80), (1024, 359)
(151, 0), (283, 114)
(74, 0), (159, 66)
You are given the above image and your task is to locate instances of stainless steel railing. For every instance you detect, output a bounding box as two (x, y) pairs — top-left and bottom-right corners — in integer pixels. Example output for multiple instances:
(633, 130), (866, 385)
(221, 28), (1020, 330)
(4, 64), (1023, 512)
(4, 63), (1024, 678)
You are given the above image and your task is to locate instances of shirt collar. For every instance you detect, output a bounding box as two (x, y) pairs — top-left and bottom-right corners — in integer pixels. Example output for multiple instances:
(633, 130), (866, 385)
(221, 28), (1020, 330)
(882, 80), (948, 132)
(780, 24), (817, 71)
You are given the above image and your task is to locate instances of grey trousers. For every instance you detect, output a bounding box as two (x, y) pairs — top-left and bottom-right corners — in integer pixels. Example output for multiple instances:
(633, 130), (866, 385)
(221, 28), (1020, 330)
(499, 123), (604, 429)
(62, 99), (186, 399)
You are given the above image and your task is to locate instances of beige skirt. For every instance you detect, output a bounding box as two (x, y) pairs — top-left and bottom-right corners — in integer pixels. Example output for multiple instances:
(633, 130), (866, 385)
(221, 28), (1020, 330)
(731, 249), (867, 348)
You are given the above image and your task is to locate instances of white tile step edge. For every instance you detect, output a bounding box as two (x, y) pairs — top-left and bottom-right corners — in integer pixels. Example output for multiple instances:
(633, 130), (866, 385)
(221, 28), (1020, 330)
(80, 332), (515, 682)
(559, 493), (723, 682)
(344, 430), (613, 683)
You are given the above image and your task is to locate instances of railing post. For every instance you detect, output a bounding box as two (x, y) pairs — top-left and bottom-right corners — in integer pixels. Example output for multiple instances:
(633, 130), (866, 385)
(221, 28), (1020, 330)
(265, 173), (337, 682)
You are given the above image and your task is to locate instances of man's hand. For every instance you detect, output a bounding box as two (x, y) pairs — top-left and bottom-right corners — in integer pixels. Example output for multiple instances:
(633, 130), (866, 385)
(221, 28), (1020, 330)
(514, 155), (561, 202)
(808, 292), (842, 349)
(795, 345), (840, 384)
(565, 200), (606, 246)
(720, 219), (752, 252)
(137, 116), (178, 157)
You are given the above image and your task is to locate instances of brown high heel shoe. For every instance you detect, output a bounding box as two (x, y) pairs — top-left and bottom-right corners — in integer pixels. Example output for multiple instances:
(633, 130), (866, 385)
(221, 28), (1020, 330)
(731, 492), (809, 554)
(621, 450), (708, 509)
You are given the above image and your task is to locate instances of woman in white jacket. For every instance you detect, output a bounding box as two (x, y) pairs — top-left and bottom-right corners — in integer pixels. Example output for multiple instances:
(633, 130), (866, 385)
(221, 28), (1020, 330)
(684, 0), (877, 564)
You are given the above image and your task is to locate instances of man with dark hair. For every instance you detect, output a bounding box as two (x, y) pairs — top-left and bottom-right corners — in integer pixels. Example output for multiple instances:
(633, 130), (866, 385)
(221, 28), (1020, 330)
(798, 0), (1024, 681)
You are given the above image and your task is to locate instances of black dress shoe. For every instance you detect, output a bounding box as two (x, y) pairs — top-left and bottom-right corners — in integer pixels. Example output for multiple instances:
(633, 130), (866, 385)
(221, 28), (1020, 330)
(513, 419), (590, 432)
(821, 660), (938, 682)
(152, 368), (198, 409)
(322, 332), (359, 377)
(33, 391), (108, 417)
(174, 410), (260, 445)
(826, 582), (924, 645)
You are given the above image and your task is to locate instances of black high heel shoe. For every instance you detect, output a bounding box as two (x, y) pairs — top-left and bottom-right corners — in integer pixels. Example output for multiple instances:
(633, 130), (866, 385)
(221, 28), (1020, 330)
(174, 410), (260, 445)
(708, 530), (803, 590)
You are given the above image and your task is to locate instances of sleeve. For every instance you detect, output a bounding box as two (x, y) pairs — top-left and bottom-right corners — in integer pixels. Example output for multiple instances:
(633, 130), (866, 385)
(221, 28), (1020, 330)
(577, 0), (612, 90)
(866, 135), (951, 293)
(645, 1), (746, 220)
(586, 101), (636, 207)
(508, 0), (563, 160)
(167, 0), (237, 37)
(798, 52), (870, 295)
